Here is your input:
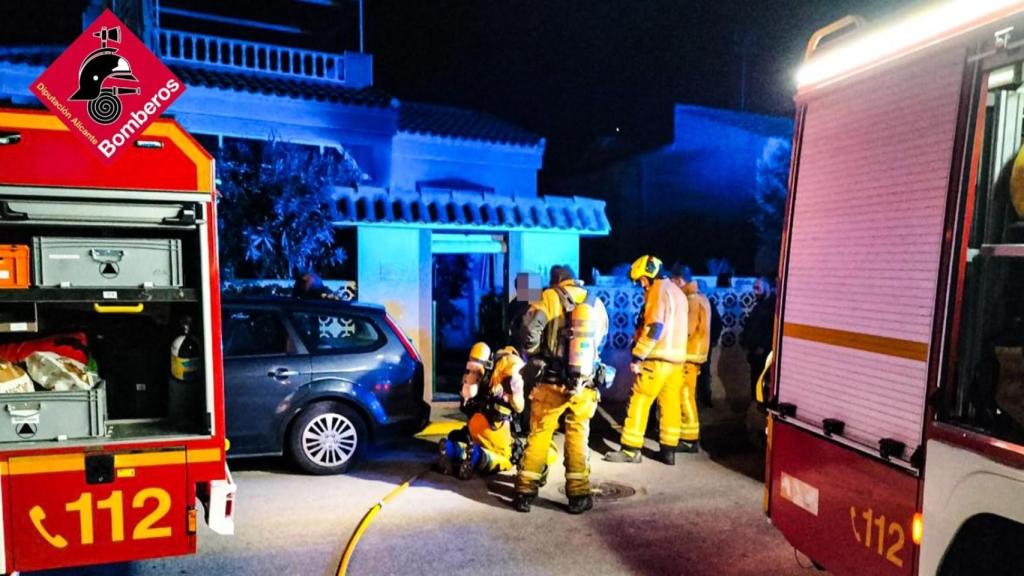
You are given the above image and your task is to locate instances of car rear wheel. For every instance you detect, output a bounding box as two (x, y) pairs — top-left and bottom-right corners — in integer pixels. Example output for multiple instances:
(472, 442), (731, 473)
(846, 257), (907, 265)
(289, 402), (367, 475)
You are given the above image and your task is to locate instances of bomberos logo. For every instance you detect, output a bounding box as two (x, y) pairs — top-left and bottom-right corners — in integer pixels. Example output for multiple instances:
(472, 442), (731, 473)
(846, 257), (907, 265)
(31, 9), (185, 162)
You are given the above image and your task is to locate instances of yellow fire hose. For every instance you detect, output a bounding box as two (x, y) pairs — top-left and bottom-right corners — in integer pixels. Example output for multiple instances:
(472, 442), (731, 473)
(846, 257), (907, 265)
(337, 421), (461, 574)
(336, 471), (425, 576)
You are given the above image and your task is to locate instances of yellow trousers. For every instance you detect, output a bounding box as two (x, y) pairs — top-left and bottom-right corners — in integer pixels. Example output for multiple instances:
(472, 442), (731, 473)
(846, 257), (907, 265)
(681, 362), (701, 442)
(516, 383), (599, 498)
(620, 359), (683, 449)
(467, 413), (514, 472)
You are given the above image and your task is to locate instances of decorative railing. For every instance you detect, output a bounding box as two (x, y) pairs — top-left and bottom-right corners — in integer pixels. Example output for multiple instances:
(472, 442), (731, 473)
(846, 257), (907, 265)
(158, 29), (346, 84)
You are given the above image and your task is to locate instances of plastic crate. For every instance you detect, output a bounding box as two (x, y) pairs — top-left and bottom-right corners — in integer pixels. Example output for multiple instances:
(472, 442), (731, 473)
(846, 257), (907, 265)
(33, 237), (182, 288)
(0, 388), (106, 443)
(0, 245), (30, 289)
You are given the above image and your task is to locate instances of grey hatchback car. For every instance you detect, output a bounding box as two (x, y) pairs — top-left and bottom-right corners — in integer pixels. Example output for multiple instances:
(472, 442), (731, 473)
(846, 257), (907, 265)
(221, 296), (429, 474)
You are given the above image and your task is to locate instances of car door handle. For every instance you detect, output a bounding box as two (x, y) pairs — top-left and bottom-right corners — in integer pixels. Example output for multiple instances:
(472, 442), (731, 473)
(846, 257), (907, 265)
(268, 368), (299, 379)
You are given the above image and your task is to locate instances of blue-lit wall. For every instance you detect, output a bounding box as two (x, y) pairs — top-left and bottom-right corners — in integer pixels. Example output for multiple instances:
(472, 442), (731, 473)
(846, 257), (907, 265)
(671, 105), (793, 219)
(357, 226), (433, 399)
(560, 105), (792, 276)
(391, 133), (543, 197)
(509, 231), (580, 287)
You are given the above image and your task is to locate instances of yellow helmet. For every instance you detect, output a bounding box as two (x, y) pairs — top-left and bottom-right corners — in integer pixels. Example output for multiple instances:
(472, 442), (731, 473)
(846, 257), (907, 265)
(468, 342), (491, 364)
(629, 255), (662, 283)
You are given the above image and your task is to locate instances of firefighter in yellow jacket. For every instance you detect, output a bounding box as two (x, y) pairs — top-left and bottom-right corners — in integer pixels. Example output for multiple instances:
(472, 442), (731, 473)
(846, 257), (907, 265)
(605, 255), (688, 465)
(512, 266), (609, 514)
(670, 265), (710, 452)
(439, 343), (526, 479)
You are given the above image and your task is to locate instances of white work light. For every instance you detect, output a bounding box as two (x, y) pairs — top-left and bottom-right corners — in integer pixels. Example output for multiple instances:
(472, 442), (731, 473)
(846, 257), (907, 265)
(797, 0), (1024, 90)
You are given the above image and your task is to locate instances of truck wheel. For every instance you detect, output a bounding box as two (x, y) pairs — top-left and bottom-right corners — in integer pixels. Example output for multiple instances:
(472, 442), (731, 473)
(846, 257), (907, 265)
(289, 402), (367, 475)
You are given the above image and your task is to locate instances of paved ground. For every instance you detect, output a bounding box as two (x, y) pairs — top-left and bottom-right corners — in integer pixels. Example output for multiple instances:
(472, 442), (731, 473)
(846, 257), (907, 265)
(33, 403), (821, 576)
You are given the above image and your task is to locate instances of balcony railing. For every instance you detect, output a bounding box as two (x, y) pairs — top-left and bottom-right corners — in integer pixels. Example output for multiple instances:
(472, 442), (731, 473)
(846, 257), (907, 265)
(158, 29), (346, 84)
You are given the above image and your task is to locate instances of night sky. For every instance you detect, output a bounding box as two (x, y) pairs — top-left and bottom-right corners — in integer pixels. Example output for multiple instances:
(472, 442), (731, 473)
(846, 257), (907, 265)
(366, 0), (924, 176)
(2, 0), (923, 175)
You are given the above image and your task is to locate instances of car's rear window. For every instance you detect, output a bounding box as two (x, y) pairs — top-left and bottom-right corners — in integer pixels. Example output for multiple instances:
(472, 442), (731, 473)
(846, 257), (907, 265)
(290, 310), (384, 353)
(223, 308), (289, 357)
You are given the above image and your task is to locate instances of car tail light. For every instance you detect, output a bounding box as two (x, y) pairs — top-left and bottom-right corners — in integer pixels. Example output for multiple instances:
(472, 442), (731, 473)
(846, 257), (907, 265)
(385, 314), (421, 363)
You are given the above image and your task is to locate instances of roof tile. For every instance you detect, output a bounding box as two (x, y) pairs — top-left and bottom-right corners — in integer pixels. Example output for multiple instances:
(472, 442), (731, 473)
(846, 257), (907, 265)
(398, 101), (543, 147)
(332, 188), (608, 235)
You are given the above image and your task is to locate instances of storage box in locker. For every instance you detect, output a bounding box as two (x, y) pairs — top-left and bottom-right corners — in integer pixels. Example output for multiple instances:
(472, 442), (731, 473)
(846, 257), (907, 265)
(0, 245), (30, 289)
(33, 237), (182, 288)
(0, 388), (106, 443)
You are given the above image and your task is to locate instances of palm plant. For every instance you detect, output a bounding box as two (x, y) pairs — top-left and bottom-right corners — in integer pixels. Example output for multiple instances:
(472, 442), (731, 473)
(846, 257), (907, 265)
(216, 139), (364, 279)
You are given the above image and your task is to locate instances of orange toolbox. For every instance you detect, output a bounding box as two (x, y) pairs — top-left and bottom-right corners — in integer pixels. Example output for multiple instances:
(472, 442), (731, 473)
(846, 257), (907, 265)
(0, 245), (30, 288)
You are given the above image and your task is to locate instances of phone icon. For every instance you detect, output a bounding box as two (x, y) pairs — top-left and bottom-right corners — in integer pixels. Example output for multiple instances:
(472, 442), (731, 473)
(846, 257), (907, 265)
(30, 506), (68, 549)
(850, 506), (863, 544)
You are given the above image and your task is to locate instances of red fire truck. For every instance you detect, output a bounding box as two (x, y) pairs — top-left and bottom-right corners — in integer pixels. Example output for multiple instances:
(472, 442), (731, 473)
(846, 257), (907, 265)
(0, 107), (234, 572)
(766, 2), (1024, 574)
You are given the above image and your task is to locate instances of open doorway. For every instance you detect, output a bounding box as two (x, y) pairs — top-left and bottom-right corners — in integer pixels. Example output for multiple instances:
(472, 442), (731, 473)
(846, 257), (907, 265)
(431, 234), (508, 400)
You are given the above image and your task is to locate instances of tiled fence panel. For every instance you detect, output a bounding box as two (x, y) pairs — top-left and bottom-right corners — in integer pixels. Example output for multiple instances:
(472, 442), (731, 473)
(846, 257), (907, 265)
(591, 276), (760, 355)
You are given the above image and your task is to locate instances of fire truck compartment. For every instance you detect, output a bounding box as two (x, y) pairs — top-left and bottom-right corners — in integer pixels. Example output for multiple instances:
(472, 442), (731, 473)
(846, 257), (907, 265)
(0, 301), (210, 446)
(0, 203), (212, 447)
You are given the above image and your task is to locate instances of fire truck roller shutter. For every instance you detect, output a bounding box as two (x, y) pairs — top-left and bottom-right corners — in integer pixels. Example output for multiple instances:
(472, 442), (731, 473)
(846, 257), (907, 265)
(777, 46), (966, 453)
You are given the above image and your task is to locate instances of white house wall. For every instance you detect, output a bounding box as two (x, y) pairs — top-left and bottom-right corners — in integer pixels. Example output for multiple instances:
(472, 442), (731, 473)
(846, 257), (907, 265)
(392, 133), (543, 197)
(357, 226), (433, 400)
(508, 231), (580, 296)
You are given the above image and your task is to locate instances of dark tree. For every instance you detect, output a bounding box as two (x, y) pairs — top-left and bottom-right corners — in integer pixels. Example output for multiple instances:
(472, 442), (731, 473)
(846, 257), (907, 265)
(215, 140), (364, 279)
(752, 137), (792, 275)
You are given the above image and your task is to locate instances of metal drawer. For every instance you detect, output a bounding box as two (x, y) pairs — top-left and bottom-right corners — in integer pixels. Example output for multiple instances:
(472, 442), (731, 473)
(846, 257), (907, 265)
(33, 237), (183, 288)
(0, 388), (106, 443)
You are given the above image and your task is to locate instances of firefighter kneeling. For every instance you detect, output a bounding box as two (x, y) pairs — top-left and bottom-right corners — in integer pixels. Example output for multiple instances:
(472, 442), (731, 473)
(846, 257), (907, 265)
(512, 267), (609, 515)
(439, 343), (526, 480)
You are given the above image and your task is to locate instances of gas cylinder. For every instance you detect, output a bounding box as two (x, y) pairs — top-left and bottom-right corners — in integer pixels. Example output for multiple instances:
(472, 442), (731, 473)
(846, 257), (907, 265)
(567, 294), (598, 386)
(170, 316), (201, 382)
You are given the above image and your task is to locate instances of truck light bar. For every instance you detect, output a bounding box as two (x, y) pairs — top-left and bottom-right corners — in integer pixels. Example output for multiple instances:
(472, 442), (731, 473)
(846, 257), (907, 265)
(797, 0), (1024, 90)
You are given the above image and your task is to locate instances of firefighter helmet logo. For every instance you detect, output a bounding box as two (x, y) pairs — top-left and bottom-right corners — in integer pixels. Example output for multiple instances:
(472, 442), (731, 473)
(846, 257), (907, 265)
(31, 10), (185, 161)
(68, 26), (140, 125)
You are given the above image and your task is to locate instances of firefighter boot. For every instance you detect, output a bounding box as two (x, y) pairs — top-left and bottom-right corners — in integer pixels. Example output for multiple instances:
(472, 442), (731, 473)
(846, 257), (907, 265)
(676, 440), (699, 454)
(604, 448), (642, 463)
(513, 494), (534, 513)
(567, 495), (593, 515)
(438, 439), (455, 476)
(657, 444), (676, 466)
(458, 445), (483, 481)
